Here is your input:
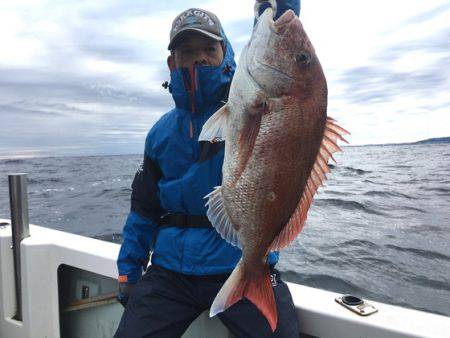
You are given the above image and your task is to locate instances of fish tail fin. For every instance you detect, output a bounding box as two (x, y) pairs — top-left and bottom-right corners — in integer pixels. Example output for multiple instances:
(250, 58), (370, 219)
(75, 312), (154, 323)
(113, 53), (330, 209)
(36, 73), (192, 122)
(210, 262), (277, 332)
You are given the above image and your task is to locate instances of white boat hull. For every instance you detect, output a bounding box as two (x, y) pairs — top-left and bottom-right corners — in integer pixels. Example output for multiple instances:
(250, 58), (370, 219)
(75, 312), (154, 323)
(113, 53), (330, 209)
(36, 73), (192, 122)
(0, 219), (448, 338)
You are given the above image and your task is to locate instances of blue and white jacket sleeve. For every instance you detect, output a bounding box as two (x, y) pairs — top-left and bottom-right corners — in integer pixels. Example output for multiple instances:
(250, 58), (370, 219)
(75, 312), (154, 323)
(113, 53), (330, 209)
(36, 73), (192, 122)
(257, 0), (300, 18)
(117, 138), (165, 284)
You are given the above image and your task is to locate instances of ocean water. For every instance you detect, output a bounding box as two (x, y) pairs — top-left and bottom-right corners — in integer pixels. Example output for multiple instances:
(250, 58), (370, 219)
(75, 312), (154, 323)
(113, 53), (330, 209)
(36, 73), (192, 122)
(0, 143), (449, 317)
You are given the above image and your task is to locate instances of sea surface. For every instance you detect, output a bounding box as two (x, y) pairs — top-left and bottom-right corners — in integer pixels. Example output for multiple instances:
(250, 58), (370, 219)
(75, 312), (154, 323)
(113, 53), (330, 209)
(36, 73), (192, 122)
(1, 143), (449, 317)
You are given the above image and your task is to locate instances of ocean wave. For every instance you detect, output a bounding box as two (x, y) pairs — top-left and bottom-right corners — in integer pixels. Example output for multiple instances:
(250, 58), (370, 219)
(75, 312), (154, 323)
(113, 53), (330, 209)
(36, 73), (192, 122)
(281, 271), (373, 296)
(341, 166), (371, 175)
(94, 187), (131, 198)
(339, 239), (381, 250)
(29, 177), (64, 184)
(0, 159), (25, 165)
(318, 243), (397, 268)
(407, 275), (450, 292)
(357, 256), (398, 268)
(362, 179), (388, 185)
(385, 244), (450, 262)
(68, 191), (90, 199)
(302, 254), (346, 267)
(363, 190), (417, 199)
(396, 178), (428, 185)
(314, 198), (386, 215)
(324, 190), (349, 196)
(94, 188), (112, 197)
(94, 232), (123, 244)
(409, 225), (447, 235)
(384, 165), (412, 169)
(422, 187), (450, 194)
(399, 206), (426, 213)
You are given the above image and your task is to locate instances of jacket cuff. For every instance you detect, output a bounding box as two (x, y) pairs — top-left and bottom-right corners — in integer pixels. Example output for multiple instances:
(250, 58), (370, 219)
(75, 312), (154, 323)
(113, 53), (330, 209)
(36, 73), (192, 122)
(119, 269), (142, 284)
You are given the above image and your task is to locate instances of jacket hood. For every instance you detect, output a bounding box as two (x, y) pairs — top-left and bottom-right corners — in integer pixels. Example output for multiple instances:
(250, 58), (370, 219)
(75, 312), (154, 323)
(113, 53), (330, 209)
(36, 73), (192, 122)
(168, 28), (236, 113)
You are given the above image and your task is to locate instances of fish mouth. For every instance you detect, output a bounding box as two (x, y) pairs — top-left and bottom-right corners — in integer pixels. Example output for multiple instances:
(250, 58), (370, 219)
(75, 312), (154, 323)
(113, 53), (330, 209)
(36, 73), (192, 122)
(268, 9), (296, 34)
(245, 8), (297, 88)
(274, 10), (296, 28)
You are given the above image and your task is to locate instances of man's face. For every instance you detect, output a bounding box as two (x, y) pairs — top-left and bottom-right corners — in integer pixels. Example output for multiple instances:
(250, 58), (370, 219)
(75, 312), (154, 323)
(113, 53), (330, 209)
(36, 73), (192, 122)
(172, 32), (224, 68)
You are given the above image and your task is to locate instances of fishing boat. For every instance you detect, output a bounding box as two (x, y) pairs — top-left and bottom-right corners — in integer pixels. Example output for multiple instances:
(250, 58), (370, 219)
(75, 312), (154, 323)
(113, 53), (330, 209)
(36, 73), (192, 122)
(0, 175), (449, 338)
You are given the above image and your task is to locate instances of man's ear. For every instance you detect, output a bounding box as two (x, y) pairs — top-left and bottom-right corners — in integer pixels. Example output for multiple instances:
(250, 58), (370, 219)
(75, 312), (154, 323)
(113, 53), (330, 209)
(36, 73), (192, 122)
(167, 55), (176, 71)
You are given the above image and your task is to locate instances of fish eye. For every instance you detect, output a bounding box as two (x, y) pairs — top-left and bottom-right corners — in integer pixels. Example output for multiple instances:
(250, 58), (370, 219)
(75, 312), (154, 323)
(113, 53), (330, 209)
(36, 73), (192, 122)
(295, 52), (311, 66)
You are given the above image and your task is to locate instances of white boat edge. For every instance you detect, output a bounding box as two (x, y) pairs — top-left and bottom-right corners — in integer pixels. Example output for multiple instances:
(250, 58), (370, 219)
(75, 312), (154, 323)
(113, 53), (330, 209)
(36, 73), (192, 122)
(0, 219), (449, 338)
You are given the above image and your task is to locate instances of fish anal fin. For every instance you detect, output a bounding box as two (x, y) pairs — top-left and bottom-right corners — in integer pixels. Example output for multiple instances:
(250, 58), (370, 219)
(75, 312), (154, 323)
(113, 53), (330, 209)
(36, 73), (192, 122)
(270, 117), (349, 251)
(205, 186), (241, 248)
(199, 105), (229, 142)
(270, 196), (309, 251)
(210, 262), (277, 332)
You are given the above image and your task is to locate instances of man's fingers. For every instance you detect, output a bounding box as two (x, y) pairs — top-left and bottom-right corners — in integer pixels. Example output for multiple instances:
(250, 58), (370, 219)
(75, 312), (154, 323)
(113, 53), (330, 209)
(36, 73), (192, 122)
(254, 0), (278, 20)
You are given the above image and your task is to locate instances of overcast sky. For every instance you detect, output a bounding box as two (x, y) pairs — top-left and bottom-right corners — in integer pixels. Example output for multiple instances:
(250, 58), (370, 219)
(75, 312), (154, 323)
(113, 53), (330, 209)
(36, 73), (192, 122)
(0, 0), (449, 158)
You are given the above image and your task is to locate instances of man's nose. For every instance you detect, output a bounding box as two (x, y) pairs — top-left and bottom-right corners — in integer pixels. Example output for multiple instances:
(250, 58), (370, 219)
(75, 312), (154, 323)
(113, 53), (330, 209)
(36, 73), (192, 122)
(194, 52), (209, 65)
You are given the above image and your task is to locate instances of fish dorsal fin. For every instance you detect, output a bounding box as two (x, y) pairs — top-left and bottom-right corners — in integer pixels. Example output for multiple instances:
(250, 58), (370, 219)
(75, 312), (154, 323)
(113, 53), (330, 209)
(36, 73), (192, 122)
(205, 186), (241, 248)
(269, 117), (349, 251)
(199, 105), (229, 142)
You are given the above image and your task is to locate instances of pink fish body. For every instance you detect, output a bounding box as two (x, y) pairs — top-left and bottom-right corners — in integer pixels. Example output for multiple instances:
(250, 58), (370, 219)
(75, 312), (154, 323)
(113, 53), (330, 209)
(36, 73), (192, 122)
(199, 7), (348, 332)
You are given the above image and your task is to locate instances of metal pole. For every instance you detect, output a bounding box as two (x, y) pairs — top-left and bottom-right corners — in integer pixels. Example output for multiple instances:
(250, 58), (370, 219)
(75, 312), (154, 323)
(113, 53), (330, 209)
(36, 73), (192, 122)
(8, 173), (30, 321)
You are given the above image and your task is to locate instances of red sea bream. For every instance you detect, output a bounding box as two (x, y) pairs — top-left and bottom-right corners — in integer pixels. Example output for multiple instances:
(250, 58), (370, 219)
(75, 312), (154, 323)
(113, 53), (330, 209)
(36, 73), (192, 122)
(199, 6), (349, 332)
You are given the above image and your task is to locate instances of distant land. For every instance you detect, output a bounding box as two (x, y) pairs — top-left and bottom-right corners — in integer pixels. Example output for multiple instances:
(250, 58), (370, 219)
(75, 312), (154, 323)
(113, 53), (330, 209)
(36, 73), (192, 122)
(353, 137), (450, 147)
(412, 137), (450, 144)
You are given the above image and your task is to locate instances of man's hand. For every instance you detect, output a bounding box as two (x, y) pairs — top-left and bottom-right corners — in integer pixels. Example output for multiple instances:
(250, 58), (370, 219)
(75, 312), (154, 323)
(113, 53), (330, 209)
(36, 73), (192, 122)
(255, 0), (277, 19)
(117, 282), (135, 308)
(255, 1), (301, 20)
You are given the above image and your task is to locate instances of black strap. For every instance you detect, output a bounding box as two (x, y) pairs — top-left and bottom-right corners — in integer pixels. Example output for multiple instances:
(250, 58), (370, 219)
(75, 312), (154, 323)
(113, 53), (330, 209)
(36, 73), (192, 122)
(158, 213), (212, 228)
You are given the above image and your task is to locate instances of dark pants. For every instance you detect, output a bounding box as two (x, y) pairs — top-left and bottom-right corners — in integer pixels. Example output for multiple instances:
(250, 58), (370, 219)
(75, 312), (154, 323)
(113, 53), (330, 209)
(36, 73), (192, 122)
(114, 265), (299, 338)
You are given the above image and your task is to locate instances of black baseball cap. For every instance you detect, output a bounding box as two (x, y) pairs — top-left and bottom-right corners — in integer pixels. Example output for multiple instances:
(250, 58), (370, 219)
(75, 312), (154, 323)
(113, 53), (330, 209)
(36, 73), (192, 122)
(168, 8), (223, 50)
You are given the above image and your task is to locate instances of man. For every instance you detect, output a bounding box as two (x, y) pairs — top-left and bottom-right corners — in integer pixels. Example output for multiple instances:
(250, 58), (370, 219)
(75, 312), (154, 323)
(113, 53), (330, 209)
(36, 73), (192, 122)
(115, 1), (300, 337)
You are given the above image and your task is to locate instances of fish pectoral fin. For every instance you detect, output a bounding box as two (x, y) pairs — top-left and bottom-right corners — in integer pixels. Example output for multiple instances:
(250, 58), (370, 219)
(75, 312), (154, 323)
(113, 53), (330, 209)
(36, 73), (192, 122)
(205, 186), (241, 248)
(270, 117), (349, 251)
(210, 262), (277, 332)
(230, 110), (263, 184)
(199, 105), (229, 142)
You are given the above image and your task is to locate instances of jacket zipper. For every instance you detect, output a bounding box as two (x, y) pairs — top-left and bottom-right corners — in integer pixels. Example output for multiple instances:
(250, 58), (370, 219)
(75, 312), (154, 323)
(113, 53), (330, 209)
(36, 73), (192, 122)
(188, 66), (197, 139)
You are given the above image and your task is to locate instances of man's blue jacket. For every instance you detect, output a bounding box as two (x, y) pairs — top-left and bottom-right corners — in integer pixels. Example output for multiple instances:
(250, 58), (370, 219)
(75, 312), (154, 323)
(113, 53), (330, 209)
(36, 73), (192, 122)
(118, 0), (300, 284)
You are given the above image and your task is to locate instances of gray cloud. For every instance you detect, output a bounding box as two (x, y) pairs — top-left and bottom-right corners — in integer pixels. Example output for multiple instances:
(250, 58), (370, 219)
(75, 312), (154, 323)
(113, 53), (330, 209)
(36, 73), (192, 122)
(0, 63), (171, 157)
(76, 38), (146, 64)
(0, 68), (171, 109)
(222, 18), (253, 53)
(223, 18), (253, 38)
(80, 0), (211, 21)
(339, 64), (448, 104)
(0, 103), (160, 158)
(338, 26), (450, 105)
(0, 104), (66, 118)
(405, 3), (450, 25)
(1, 1), (448, 157)
(380, 28), (450, 63)
(0, 0), (238, 158)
